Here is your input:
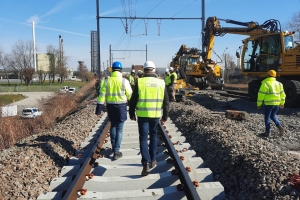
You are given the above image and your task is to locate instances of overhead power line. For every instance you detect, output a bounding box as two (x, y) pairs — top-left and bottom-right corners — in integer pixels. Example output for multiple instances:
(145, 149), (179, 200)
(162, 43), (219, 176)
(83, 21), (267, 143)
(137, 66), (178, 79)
(98, 16), (202, 20)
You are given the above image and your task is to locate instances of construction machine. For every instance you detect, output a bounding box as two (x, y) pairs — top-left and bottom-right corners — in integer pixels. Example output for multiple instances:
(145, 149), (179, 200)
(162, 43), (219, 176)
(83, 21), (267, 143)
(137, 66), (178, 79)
(170, 44), (224, 90)
(202, 16), (300, 107)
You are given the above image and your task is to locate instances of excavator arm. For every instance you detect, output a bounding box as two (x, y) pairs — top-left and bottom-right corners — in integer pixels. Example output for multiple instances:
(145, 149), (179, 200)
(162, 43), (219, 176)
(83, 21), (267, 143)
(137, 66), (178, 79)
(202, 16), (281, 62)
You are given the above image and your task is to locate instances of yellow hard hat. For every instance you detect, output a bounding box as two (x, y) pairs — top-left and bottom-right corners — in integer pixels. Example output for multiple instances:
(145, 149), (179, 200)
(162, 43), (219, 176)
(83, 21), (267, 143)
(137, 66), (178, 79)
(268, 70), (276, 77)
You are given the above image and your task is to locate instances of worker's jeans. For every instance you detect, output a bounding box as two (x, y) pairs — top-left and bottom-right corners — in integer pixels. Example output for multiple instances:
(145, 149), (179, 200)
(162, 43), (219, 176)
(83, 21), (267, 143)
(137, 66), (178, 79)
(137, 117), (159, 164)
(264, 105), (281, 133)
(110, 121), (125, 153)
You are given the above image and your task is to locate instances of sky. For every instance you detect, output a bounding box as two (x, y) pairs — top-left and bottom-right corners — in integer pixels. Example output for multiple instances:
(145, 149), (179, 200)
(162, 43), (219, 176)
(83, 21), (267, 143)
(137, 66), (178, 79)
(0, 0), (299, 72)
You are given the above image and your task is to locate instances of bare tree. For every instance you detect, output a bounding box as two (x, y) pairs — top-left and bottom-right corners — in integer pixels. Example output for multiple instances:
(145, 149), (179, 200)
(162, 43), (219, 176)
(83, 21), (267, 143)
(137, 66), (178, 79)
(0, 46), (10, 85)
(222, 53), (237, 82)
(285, 11), (300, 40)
(8, 40), (35, 86)
(57, 55), (68, 83)
(46, 45), (58, 84)
(77, 62), (88, 81)
(37, 70), (47, 84)
(46, 44), (68, 84)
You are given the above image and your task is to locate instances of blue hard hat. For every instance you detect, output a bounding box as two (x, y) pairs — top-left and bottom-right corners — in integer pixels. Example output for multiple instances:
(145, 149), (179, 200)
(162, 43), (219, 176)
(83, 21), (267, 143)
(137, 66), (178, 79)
(112, 61), (122, 69)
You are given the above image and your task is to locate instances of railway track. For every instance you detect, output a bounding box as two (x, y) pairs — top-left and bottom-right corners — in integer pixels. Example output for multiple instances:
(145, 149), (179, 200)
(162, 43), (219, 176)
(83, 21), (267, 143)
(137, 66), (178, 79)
(37, 112), (225, 200)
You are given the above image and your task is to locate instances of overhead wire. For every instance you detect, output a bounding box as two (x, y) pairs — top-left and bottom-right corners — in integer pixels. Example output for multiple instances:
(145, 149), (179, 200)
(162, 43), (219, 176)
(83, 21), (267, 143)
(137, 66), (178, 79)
(131, 0), (165, 30)
(171, 1), (195, 18)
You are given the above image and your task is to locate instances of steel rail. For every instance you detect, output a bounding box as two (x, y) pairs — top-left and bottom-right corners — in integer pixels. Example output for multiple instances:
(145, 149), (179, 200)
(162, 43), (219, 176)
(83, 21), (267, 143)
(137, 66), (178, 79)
(159, 123), (201, 200)
(62, 117), (110, 200)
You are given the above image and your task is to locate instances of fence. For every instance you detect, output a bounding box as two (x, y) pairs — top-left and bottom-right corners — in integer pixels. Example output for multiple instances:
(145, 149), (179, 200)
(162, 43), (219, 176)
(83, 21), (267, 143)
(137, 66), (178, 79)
(0, 85), (62, 92)
(1, 105), (17, 117)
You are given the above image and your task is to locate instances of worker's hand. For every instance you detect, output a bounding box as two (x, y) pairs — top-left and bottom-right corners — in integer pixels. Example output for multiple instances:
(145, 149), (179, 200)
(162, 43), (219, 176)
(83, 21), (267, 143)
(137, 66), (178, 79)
(257, 106), (261, 110)
(130, 115), (136, 121)
(160, 119), (166, 125)
(95, 104), (102, 116)
(280, 105), (284, 109)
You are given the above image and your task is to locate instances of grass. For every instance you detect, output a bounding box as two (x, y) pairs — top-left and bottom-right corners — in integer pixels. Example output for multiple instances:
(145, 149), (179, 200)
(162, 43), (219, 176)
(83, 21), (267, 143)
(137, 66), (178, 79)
(0, 80), (88, 92)
(0, 94), (26, 106)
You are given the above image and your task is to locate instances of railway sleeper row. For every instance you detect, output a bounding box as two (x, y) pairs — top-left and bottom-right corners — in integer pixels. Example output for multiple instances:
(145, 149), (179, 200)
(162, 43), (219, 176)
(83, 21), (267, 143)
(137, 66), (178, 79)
(38, 112), (225, 200)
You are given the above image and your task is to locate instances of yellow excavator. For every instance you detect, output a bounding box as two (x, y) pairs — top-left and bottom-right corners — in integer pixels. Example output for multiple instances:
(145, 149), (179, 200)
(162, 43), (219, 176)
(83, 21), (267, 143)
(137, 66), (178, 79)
(170, 44), (224, 90)
(202, 16), (300, 107)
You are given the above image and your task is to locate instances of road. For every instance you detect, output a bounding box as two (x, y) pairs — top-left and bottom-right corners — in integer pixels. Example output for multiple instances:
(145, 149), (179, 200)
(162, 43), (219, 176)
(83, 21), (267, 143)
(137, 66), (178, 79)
(0, 92), (54, 115)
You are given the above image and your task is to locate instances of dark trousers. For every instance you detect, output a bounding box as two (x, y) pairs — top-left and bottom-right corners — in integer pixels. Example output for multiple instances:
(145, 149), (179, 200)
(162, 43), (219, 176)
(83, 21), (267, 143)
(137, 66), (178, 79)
(137, 117), (159, 164)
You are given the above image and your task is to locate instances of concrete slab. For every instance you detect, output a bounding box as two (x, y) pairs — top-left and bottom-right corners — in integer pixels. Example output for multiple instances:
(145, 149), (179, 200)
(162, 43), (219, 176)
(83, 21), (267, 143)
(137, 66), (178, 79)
(82, 171), (181, 192)
(37, 191), (62, 200)
(197, 182), (225, 200)
(77, 186), (187, 200)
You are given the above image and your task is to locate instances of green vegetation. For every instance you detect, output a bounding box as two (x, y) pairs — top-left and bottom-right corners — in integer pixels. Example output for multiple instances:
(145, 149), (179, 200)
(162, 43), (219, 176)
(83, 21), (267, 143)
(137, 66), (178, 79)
(0, 94), (26, 106)
(0, 80), (88, 92)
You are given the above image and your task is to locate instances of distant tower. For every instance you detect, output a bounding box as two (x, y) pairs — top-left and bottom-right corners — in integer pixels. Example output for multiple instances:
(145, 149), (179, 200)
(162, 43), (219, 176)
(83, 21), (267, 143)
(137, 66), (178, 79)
(90, 31), (98, 73)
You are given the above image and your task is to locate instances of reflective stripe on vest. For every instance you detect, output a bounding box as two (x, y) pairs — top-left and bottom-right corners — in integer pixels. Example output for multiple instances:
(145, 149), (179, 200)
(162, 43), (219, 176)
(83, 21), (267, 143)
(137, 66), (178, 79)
(136, 77), (165, 118)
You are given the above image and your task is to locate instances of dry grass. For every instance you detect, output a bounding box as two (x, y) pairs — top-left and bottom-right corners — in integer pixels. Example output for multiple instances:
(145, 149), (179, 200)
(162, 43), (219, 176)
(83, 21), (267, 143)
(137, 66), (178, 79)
(0, 79), (97, 150)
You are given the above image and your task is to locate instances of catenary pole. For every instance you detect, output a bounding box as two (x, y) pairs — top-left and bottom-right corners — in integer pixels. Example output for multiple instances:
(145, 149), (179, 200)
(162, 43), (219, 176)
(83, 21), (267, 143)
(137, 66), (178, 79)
(96, 0), (101, 78)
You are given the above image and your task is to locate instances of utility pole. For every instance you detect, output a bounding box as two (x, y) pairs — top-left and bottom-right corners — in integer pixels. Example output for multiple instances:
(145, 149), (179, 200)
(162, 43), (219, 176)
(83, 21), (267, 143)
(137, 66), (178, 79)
(201, 0), (205, 54)
(96, 0), (101, 79)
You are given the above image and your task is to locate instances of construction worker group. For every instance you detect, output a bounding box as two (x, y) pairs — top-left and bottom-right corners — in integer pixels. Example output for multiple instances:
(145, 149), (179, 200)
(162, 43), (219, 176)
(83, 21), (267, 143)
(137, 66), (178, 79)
(95, 61), (286, 177)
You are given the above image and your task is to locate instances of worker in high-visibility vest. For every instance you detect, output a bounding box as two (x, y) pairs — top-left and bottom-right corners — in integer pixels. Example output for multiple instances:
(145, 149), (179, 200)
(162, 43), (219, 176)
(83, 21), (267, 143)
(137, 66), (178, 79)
(129, 61), (169, 176)
(165, 68), (171, 100)
(257, 70), (286, 137)
(128, 69), (136, 90)
(165, 68), (171, 86)
(169, 67), (177, 102)
(95, 61), (132, 160)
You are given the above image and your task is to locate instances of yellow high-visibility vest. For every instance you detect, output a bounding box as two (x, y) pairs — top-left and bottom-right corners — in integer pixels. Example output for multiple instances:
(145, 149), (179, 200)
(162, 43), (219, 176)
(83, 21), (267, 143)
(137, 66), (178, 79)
(128, 74), (135, 86)
(257, 77), (286, 106)
(136, 77), (165, 118)
(165, 74), (171, 86)
(171, 72), (177, 84)
(98, 71), (132, 104)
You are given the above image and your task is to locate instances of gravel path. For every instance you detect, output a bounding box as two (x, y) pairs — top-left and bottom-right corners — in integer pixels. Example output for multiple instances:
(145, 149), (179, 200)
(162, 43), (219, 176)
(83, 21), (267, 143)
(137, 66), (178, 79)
(0, 89), (300, 200)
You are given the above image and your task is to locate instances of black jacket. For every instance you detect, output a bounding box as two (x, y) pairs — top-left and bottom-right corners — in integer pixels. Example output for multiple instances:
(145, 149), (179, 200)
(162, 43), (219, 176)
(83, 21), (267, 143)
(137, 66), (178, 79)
(129, 74), (169, 120)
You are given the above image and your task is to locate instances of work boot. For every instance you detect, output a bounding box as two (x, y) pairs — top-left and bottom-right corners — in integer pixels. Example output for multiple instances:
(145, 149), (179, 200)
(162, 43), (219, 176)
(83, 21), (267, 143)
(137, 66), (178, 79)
(113, 152), (122, 160)
(278, 126), (284, 137)
(260, 132), (270, 137)
(141, 163), (150, 176)
(150, 161), (157, 169)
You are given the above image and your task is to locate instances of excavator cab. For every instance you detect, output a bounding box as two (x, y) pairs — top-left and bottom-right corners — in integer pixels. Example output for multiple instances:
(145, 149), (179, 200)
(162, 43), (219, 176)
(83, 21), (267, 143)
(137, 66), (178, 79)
(241, 34), (282, 74)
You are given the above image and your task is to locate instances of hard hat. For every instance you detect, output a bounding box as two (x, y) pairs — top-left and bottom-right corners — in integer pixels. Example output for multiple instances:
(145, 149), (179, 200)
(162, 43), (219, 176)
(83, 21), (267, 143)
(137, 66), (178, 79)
(137, 70), (143, 74)
(169, 67), (174, 71)
(165, 68), (169, 72)
(143, 61), (156, 69)
(268, 70), (276, 77)
(112, 61), (122, 69)
(131, 69), (135, 73)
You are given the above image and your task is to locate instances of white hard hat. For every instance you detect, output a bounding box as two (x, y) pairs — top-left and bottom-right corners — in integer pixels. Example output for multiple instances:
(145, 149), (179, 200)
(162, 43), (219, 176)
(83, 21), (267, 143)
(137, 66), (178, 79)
(143, 61), (156, 69)
(169, 67), (174, 71)
(131, 69), (135, 73)
(165, 68), (169, 72)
